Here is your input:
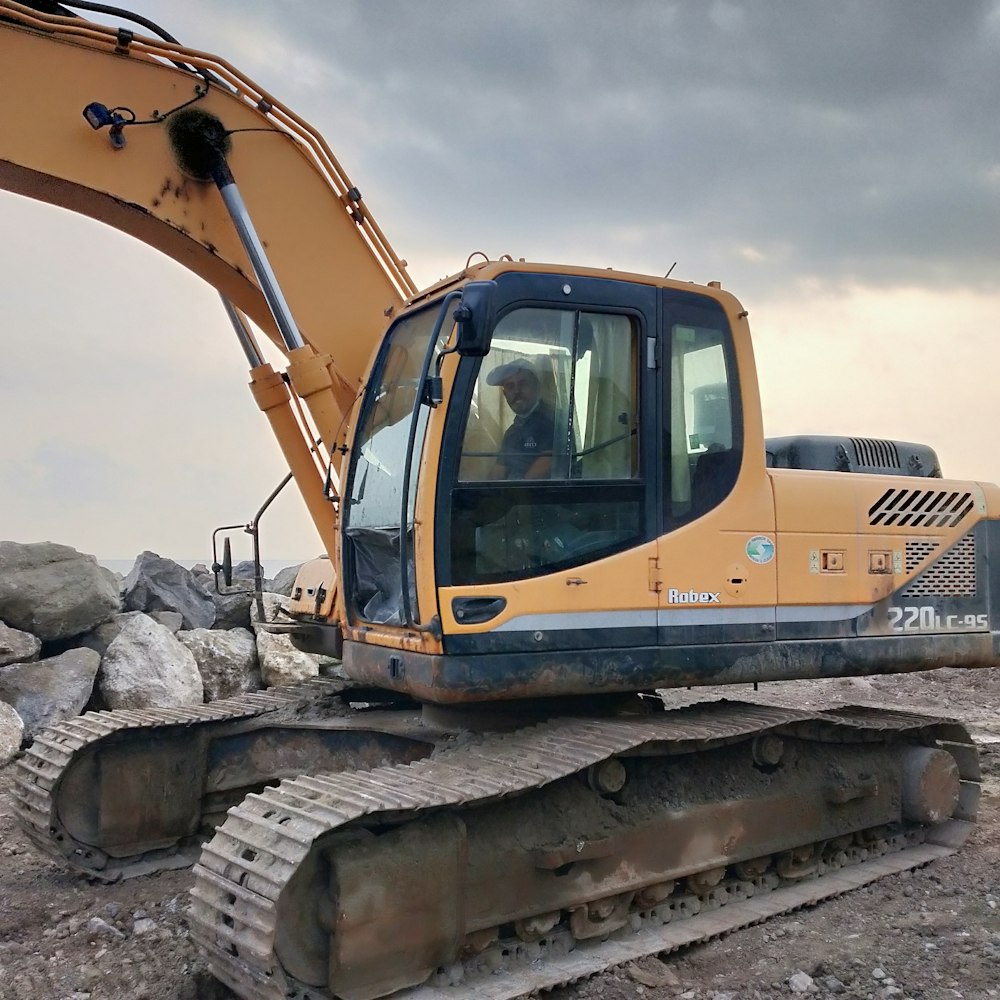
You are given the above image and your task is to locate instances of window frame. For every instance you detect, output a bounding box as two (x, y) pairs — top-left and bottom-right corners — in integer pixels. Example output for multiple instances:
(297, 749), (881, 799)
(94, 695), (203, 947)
(659, 289), (744, 530)
(436, 278), (658, 588)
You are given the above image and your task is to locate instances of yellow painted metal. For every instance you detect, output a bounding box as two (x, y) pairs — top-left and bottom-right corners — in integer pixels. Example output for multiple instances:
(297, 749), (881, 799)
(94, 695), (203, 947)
(657, 287), (777, 618)
(770, 470), (985, 608)
(0, 3), (410, 402)
(436, 541), (661, 637)
(284, 347), (341, 447)
(286, 557), (337, 619)
(248, 363), (337, 561)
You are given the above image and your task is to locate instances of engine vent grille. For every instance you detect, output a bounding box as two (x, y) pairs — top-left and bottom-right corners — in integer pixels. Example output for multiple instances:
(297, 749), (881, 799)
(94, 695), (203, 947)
(851, 437), (900, 469)
(903, 533), (977, 597)
(869, 489), (974, 528)
(905, 539), (941, 573)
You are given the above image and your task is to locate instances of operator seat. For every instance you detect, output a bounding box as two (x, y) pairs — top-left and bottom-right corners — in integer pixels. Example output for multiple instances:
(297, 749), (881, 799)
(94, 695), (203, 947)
(691, 444), (741, 515)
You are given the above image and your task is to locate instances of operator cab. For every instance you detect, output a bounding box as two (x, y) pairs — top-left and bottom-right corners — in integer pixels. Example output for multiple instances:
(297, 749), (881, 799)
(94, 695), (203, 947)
(341, 267), (743, 634)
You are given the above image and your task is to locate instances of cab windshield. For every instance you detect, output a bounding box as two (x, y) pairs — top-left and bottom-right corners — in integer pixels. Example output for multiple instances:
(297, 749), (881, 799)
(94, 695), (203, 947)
(343, 302), (446, 625)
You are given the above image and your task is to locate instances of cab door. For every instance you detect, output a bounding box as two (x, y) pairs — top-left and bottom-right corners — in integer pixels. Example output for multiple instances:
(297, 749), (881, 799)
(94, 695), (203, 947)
(435, 272), (663, 664)
(656, 288), (778, 652)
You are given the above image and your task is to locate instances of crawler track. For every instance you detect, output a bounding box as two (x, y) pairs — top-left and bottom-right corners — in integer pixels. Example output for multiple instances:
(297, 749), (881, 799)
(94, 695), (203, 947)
(403, 831), (957, 1000)
(11, 678), (346, 879)
(190, 701), (979, 1000)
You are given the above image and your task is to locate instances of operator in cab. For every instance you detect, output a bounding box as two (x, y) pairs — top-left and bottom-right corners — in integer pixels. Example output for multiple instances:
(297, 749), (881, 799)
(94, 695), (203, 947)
(488, 358), (556, 480)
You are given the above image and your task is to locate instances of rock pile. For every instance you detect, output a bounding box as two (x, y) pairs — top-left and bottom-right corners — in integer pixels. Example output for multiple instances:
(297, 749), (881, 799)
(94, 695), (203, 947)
(0, 541), (319, 766)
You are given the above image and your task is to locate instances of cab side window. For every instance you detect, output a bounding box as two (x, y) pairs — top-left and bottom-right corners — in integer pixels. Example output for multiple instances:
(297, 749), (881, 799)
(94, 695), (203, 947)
(666, 322), (740, 524)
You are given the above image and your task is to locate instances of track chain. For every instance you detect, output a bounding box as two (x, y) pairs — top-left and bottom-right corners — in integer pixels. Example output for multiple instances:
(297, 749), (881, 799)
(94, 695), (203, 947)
(408, 829), (956, 999)
(189, 701), (979, 1000)
(11, 677), (346, 879)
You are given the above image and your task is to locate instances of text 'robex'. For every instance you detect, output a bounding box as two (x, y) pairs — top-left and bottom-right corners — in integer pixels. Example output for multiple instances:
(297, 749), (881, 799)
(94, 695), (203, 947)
(667, 589), (722, 605)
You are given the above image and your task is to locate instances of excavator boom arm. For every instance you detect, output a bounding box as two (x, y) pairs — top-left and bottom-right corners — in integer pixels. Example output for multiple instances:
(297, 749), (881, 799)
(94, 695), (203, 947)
(0, 0), (414, 395)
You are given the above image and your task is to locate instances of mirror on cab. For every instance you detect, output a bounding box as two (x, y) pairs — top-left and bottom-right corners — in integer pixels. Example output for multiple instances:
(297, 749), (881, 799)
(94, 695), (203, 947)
(453, 280), (497, 357)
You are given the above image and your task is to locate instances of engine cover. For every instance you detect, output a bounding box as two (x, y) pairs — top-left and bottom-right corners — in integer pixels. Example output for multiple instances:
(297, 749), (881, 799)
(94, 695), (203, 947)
(765, 435), (941, 477)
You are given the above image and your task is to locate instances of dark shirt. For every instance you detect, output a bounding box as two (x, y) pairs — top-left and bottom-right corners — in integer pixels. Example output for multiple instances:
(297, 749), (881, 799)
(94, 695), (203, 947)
(498, 402), (555, 479)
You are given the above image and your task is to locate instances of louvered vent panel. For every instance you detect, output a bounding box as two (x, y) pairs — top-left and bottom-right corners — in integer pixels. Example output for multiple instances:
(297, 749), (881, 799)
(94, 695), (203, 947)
(903, 533), (977, 597)
(851, 437), (900, 469)
(868, 488), (974, 528)
(905, 539), (941, 573)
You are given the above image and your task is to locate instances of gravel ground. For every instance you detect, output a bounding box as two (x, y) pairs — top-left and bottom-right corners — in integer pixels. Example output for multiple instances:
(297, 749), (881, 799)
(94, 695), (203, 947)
(2, 667), (999, 1000)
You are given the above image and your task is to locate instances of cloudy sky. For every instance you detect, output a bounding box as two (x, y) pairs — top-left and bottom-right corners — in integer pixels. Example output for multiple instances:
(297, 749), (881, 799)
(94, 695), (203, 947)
(1, 1), (999, 563)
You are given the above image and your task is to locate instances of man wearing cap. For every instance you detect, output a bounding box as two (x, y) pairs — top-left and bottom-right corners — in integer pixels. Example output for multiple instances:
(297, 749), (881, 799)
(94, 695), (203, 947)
(487, 357), (556, 480)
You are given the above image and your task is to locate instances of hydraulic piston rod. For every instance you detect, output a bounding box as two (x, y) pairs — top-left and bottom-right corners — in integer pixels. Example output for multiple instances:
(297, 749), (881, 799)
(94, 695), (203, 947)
(167, 108), (307, 354)
(210, 156), (307, 353)
(220, 295), (265, 369)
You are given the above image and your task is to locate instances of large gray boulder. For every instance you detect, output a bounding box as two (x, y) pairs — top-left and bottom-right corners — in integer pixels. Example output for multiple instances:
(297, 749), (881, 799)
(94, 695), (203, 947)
(0, 700), (24, 765)
(122, 552), (215, 630)
(79, 609), (186, 660)
(0, 621), (42, 668)
(99, 615), (204, 709)
(232, 560), (263, 581)
(150, 611), (183, 632)
(0, 648), (100, 738)
(0, 542), (120, 641)
(77, 611), (146, 657)
(254, 592), (320, 687)
(256, 631), (321, 687)
(270, 563), (303, 598)
(190, 564), (259, 630)
(208, 577), (256, 631)
(178, 627), (261, 701)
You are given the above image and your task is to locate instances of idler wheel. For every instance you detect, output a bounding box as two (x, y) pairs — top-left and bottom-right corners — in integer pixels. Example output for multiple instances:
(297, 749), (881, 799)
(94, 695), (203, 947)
(900, 747), (960, 824)
(587, 758), (627, 795)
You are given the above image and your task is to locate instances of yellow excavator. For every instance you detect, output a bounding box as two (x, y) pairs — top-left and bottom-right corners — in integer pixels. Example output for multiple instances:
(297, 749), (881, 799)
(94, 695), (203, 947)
(2, 3), (995, 999)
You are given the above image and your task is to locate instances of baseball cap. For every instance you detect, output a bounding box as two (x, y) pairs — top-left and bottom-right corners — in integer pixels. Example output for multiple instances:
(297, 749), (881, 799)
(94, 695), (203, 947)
(486, 357), (539, 386)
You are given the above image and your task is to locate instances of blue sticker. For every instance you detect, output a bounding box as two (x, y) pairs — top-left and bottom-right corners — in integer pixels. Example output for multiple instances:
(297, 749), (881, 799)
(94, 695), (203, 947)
(746, 535), (775, 564)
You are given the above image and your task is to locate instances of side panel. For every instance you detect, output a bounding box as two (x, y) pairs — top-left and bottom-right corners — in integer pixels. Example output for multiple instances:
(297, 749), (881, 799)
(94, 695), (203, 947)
(437, 542), (661, 655)
(771, 470), (991, 641)
(656, 506), (777, 646)
(656, 288), (777, 648)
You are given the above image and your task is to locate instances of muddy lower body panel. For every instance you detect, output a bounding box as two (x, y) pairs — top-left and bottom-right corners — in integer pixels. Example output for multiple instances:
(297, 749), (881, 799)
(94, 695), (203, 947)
(11, 679), (433, 879)
(188, 701), (979, 1000)
(343, 632), (1000, 703)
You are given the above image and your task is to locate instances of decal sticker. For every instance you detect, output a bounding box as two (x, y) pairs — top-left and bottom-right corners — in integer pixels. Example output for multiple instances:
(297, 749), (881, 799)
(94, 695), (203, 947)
(888, 605), (988, 633)
(746, 535), (775, 565)
(667, 589), (722, 605)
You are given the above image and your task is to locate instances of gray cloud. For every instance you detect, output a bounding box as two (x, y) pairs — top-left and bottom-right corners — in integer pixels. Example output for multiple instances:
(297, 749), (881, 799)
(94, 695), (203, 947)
(21, 0), (1000, 286)
(164, 0), (999, 294)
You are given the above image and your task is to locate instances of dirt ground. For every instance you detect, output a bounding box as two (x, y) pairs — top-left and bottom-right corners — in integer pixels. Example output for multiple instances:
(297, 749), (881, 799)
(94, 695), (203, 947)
(2, 668), (1000, 1000)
